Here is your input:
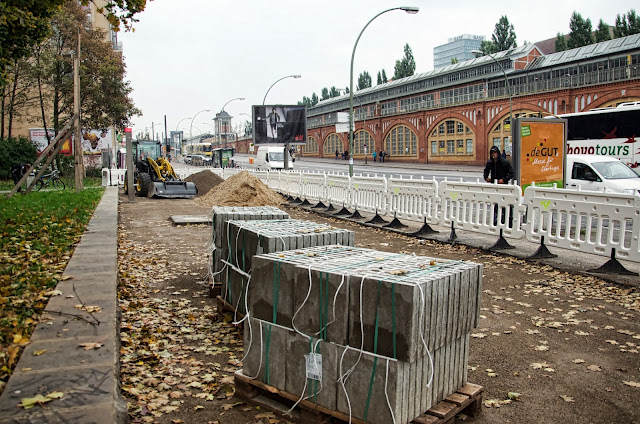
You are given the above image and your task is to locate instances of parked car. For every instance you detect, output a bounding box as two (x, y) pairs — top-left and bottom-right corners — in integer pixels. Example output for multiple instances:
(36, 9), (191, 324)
(565, 154), (640, 195)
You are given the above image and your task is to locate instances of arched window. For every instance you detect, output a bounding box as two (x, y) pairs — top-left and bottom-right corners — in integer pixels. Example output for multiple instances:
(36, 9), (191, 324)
(487, 110), (538, 156)
(323, 133), (344, 155)
(428, 119), (475, 156)
(353, 130), (374, 156)
(384, 125), (417, 156)
(303, 136), (318, 154)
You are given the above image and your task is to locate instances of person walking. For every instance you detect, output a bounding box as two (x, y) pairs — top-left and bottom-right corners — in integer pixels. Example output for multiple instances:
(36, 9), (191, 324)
(335, 149), (339, 160)
(483, 146), (514, 226)
(379, 150), (385, 163)
(11, 162), (31, 192)
(372, 151), (377, 162)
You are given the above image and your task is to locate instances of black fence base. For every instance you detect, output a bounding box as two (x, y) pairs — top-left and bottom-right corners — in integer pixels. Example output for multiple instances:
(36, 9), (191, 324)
(299, 199), (312, 207)
(312, 201), (327, 209)
(366, 213), (388, 225)
(334, 206), (351, 216)
(447, 223), (457, 245)
(489, 235), (515, 250)
(411, 218), (438, 237)
(588, 249), (638, 275)
(527, 237), (557, 260)
(324, 204), (336, 213)
(383, 217), (407, 229)
(348, 210), (364, 219)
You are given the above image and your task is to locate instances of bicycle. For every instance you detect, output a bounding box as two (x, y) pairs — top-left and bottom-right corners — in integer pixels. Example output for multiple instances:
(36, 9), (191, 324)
(36, 169), (66, 191)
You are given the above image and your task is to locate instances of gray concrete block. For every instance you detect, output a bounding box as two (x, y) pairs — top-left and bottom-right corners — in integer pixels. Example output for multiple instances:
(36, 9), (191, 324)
(336, 347), (406, 424)
(285, 333), (338, 411)
(242, 317), (290, 390)
(248, 256), (298, 328)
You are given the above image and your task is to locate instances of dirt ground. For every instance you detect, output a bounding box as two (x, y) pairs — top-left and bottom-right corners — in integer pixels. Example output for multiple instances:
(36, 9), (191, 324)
(117, 192), (640, 424)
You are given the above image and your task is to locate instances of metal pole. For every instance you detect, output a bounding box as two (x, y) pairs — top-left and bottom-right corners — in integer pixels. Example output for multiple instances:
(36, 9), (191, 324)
(73, 30), (84, 191)
(263, 75), (301, 170)
(349, 6), (419, 177)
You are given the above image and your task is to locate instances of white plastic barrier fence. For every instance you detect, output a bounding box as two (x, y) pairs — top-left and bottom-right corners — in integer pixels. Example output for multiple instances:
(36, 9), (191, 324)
(325, 173), (352, 209)
(276, 171), (302, 198)
(350, 174), (387, 215)
(252, 170), (271, 186)
(387, 176), (440, 224)
(522, 186), (640, 262)
(439, 179), (526, 239)
(101, 168), (125, 186)
(300, 172), (327, 205)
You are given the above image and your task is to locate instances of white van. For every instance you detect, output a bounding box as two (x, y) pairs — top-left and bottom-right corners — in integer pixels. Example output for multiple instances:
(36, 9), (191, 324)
(565, 155), (640, 195)
(255, 146), (294, 170)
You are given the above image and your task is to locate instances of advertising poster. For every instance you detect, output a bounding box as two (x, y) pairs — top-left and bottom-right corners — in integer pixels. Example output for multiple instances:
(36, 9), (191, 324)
(513, 118), (566, 192)
(29, 129), (73, 155)
(253, 105), (307, 145)
(82, 128), (113, 154)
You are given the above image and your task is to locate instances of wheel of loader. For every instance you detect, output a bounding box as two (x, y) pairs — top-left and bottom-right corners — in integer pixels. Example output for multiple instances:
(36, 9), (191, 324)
(136, 172), (152, 197)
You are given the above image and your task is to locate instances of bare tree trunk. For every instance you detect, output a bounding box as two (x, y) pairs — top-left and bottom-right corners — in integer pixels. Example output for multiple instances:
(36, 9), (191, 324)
(36, 48), (52, 146)
(1, 83), (5, 139)
(7, 60), (21, 138)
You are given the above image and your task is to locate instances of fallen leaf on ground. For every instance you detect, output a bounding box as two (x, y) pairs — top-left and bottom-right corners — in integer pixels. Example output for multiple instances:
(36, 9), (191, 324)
(79, 342), (103, 350)
(587, 365), (602, 372)
(623, 381), (640, 388)
(560, 395), (574, 402)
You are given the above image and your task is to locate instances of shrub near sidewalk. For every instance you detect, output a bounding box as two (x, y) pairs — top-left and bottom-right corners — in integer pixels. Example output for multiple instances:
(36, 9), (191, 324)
(0, 188), (104, 394)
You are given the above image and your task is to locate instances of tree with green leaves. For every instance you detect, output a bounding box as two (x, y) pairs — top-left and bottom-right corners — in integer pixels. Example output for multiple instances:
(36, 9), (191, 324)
(311, 92), (319, 105)
(321, 87), (330, 100)
(450, 58), (459, 65)
(567, 12), (594, 49)
(0, 0), (147, 87)
(377, 71), (382, 85)
(614, 9), (640, 38)
(28, 1), (139, 137)
(555, 32), (568, 52)
(329, 86), (340, 98)
(381, 69), (387, 83)
(479, 40), (496, 55)
(357, 71), (372, 90)
(393, 43), (416, 80)
(491, 16), (517, 52)
(595, 19), (612, 42)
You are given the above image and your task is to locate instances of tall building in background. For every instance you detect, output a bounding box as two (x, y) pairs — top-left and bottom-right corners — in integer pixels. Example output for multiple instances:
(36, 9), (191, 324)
(434, 34), (485, 69)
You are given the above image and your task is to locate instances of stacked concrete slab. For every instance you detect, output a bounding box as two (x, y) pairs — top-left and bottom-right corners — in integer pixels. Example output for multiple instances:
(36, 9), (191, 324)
(210, 206), (289, 282)
(241, 245), (482, 424)
(222, 220), (354, 314)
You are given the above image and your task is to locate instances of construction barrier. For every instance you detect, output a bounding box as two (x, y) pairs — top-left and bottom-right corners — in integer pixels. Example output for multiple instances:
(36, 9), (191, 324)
(387, 176), (440, 224)
(522, 185), (640, 263)
(439, 179), (526, 240)
(350, 175), (387, 215)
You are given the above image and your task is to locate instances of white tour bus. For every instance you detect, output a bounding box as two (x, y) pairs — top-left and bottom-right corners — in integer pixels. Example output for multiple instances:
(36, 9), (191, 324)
(552, 102), (640, 167)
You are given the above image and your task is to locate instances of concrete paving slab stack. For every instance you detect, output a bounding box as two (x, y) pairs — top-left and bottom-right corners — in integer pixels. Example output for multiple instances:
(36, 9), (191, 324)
(223, 219), (355, 315)
(241, 245), (482, 424)
(210, 205), (289, 283)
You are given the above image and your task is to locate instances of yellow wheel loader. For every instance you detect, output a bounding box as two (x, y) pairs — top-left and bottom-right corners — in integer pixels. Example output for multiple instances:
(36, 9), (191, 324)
(124, 140), (197, 198)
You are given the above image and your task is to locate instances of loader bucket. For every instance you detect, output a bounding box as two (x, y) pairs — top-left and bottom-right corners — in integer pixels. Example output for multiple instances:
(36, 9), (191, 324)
(149, 180), (198, 198)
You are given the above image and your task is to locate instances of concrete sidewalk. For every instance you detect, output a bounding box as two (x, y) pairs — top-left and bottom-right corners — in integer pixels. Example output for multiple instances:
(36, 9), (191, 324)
(0, 186), (124, 424)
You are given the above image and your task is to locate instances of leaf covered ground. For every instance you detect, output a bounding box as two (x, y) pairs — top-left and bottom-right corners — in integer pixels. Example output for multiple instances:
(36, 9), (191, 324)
(117, 195), (640, 424)
(0, 188), (104, 394)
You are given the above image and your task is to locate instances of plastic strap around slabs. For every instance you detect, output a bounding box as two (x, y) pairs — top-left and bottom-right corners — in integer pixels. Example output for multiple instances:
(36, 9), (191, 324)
(264, 260), (282, 385)
(364, 280), (383, 421)
(239, 230), (247, 313)
(307, 338), (320, 403)
(318, 272), (330, 340)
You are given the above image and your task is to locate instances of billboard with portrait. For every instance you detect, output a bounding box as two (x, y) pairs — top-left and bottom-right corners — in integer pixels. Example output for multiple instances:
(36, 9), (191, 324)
(29, 129), (73, 155)
(252, 105), (307, 145)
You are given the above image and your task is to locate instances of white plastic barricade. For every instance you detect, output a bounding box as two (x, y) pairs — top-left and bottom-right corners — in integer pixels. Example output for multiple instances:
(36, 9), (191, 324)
(301, 172), (327, 205)
(276, 171), (302, 198)
(222, 168), (242, 179)
(522, 186), (640, 262)
(350, 175), (387, 214)
(101, 168), (125, 186)
(325, 173), (352, 209)
(439, 180), (526, 239)
(251, 170), (271, 186)
(387, 176), (440, 223)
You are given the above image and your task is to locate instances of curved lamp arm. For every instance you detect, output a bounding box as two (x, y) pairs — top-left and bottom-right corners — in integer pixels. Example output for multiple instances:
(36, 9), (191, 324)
(263, 75), (301, 105)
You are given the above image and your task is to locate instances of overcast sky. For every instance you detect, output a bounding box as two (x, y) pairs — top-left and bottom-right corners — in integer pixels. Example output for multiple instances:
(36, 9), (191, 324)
(119, 0), (638, 139)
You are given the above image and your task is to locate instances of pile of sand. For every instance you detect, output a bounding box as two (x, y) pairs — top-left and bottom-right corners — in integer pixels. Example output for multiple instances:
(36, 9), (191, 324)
(184, 170), (225, 196)
(194, 170), (285, 207)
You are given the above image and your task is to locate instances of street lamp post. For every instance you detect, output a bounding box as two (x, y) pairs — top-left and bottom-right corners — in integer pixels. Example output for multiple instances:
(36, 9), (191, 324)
(349, 6), (419, 176)
(217, 97), (245, 145)
(263, 74), (302, 170)
(174, 117), (191, 156)
(190, 109), (210, 140)
(262, 75), (301, 105)
(472, 50), (513, 150)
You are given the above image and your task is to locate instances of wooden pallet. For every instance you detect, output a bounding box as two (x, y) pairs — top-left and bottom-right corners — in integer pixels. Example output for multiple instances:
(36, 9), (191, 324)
(216, 295), (245, 321)
(208, 282), (222, 298)
(234, 370), (483, 424)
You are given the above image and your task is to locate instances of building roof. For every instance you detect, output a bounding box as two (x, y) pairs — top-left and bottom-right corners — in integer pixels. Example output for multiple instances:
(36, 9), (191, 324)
(312, 34), (640, 111)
